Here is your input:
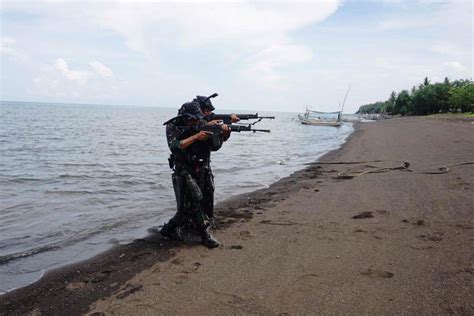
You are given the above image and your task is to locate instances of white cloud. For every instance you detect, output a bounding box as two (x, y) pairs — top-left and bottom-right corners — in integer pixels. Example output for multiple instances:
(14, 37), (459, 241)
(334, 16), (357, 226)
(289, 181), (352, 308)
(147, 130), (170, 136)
(0, 37), (16, 55)
(431, 42), (460, 57)
(443, 61), (467, 74)
(55, 58), (92, 86)
(243, 42), (313, 90)
(53, 58), (116, 85)
(3, 0), (472, 112)
(29, 58), (120, 99)
(0, 36), (27, 62)
(378, 0), (472, 33)
(2, 0), (341, 102)
(374, 56), (432, 82)
(89, 61), (114, 79)
(92, 1), (340, 88)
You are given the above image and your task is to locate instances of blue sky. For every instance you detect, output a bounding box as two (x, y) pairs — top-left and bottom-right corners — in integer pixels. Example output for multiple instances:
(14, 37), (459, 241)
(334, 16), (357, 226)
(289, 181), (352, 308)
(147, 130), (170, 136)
(0, 0), (472, 113)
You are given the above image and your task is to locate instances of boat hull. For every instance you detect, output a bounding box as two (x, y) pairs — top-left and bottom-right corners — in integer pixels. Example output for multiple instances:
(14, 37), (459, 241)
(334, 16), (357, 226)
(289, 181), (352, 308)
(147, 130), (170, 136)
(300, 119), (341, 126)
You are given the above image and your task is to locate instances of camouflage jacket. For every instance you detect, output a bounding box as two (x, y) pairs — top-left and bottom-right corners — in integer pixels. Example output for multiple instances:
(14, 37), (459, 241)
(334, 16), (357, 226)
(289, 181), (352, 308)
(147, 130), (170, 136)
(166, 120), (226, 169)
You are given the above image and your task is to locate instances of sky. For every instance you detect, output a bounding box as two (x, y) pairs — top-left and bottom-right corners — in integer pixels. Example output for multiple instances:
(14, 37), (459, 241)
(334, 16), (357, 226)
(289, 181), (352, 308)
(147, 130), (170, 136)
(0, 0), (472, 113)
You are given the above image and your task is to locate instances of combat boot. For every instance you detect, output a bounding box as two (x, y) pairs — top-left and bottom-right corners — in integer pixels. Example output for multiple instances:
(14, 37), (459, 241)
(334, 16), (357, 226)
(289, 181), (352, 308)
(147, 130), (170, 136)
(201, 227), (219, 248)
(174, 226), (184, 241)
(159, 222), (175, 239)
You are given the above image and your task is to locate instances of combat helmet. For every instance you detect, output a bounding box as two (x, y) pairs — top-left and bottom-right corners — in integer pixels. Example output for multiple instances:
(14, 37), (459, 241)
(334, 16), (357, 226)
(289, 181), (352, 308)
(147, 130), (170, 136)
(163, 102), (205, 125)
(178, 102), (205, 120)
(195, 93), (218, 112)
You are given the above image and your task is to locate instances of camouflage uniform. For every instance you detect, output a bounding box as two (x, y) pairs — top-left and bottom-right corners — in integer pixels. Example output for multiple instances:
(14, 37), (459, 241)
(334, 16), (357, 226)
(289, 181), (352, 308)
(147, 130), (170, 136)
(161, 101), (227, 247)
(194, 96), (230, 220)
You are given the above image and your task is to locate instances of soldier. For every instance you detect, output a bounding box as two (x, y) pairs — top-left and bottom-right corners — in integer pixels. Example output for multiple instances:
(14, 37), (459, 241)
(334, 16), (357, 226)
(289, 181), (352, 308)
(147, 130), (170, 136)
(195, 95), (240, 125)
(194, 95), (238, 222)
(160, 100), (230, 248)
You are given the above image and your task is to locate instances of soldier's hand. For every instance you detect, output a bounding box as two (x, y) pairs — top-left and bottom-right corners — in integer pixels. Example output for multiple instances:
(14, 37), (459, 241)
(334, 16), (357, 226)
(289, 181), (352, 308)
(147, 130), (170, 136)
(208, 120), (222, 126)
(230, 114), (240, 123)
(221, 124), (230, 132)
(194, 131), (212, 141)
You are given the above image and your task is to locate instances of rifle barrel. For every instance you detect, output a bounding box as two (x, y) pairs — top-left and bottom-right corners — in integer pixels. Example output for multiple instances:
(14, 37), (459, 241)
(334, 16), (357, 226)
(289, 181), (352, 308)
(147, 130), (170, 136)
(176, 125), (270, 133)
(212, 113), (274, 120)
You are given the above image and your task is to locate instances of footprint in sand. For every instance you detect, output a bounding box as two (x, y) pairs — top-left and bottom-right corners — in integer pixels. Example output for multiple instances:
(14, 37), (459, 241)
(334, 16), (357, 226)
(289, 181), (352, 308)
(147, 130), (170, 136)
(192, 262), (201, 271)
(238, 230), (252, 240)
(401, 218), (426, 226)
(170, 257), (184, 265)
(116, 284), (143, 299)
(90, 270), (113, 283)
(417, 233), (443, 242)
(360, 269), (394, 279)
(66, 281), (88, 290)
(352, 211), (374, 219)
(174, 274), (190, 285)
(455, 224), (472, 230)
(229, 245), (243, 250)
(287, 274), (320, 294)
(259, 219), (298, 226)
(130, 252), (151, 262)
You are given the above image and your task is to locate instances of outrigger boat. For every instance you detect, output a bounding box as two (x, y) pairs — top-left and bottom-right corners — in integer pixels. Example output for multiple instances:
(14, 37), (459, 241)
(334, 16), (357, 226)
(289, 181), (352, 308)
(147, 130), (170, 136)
(298, 109), (342, 126)
(298, 85), (350, 127)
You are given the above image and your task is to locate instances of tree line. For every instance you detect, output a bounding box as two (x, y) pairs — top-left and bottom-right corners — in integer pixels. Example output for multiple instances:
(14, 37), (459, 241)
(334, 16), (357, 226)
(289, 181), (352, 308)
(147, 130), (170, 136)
(356, 77), (473, 115)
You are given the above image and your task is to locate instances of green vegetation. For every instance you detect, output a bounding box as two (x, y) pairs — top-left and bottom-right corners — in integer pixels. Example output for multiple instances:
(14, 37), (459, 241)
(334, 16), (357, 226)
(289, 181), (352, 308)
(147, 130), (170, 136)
(356, 77), (473, 116)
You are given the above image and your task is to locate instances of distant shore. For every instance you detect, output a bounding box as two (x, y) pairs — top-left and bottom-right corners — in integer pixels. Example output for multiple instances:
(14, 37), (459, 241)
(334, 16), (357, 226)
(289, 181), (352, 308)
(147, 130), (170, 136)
(1, 117), (473, 315)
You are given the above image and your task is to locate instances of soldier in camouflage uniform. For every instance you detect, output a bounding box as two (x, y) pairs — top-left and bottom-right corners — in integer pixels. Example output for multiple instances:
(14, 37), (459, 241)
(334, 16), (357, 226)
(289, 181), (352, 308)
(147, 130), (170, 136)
(160, 100), (230, 248)
(195, 95), (237, 222)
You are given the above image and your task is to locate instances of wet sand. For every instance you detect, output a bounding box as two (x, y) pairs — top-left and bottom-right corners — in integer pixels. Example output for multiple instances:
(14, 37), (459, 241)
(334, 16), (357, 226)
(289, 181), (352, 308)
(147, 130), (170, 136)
(1, 117), (473, 315)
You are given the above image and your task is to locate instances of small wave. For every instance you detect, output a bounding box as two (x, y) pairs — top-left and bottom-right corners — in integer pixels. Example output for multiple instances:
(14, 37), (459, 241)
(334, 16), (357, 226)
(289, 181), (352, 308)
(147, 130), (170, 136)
(114, 179), (160, 187)
(0, 245), (61, 265)
(44, 190), (95, 195)
(0, 216), (139, 266)
(2, 203), (34, 212)
(116, 162), (159, 166)
(0, 236), (31, 250)
(0, 192), (17, 199)
(45, 137), (64, 141)
(44, 189), (125, 195)
(117, 180), (142, 186)
(107, 152), (127, 156)
(7, 177), (48, 183)
(212, 166), (247, 173)
(58, 174), (92, 179)
(62, 163), (107, 167)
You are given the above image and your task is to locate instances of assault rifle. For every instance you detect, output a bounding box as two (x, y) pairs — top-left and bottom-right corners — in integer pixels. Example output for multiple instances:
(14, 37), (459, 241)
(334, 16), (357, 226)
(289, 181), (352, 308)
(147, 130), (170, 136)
(211, 113), (275, 124)
(176, 123), (270, 134)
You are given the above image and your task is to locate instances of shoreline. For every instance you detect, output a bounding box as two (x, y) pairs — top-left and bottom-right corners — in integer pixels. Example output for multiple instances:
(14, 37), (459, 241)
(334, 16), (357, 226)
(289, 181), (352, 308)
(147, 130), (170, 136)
(0, 124), (356, 315)
(0, 108), (352, 296)
(1, 117), (473, 315)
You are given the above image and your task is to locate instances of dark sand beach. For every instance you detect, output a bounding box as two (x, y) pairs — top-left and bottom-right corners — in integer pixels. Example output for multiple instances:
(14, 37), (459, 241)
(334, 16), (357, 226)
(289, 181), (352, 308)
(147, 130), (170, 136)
(1, 117), (473, 315)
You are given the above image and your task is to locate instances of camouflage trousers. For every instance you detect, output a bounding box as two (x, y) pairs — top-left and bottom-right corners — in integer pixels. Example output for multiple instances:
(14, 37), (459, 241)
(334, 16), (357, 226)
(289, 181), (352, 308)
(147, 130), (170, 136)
(170, 167), (215, 231)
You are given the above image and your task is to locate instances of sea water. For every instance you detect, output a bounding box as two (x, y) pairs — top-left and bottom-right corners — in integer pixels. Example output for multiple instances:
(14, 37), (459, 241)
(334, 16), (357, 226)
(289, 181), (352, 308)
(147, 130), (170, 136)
(0, 101), (353, 293)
